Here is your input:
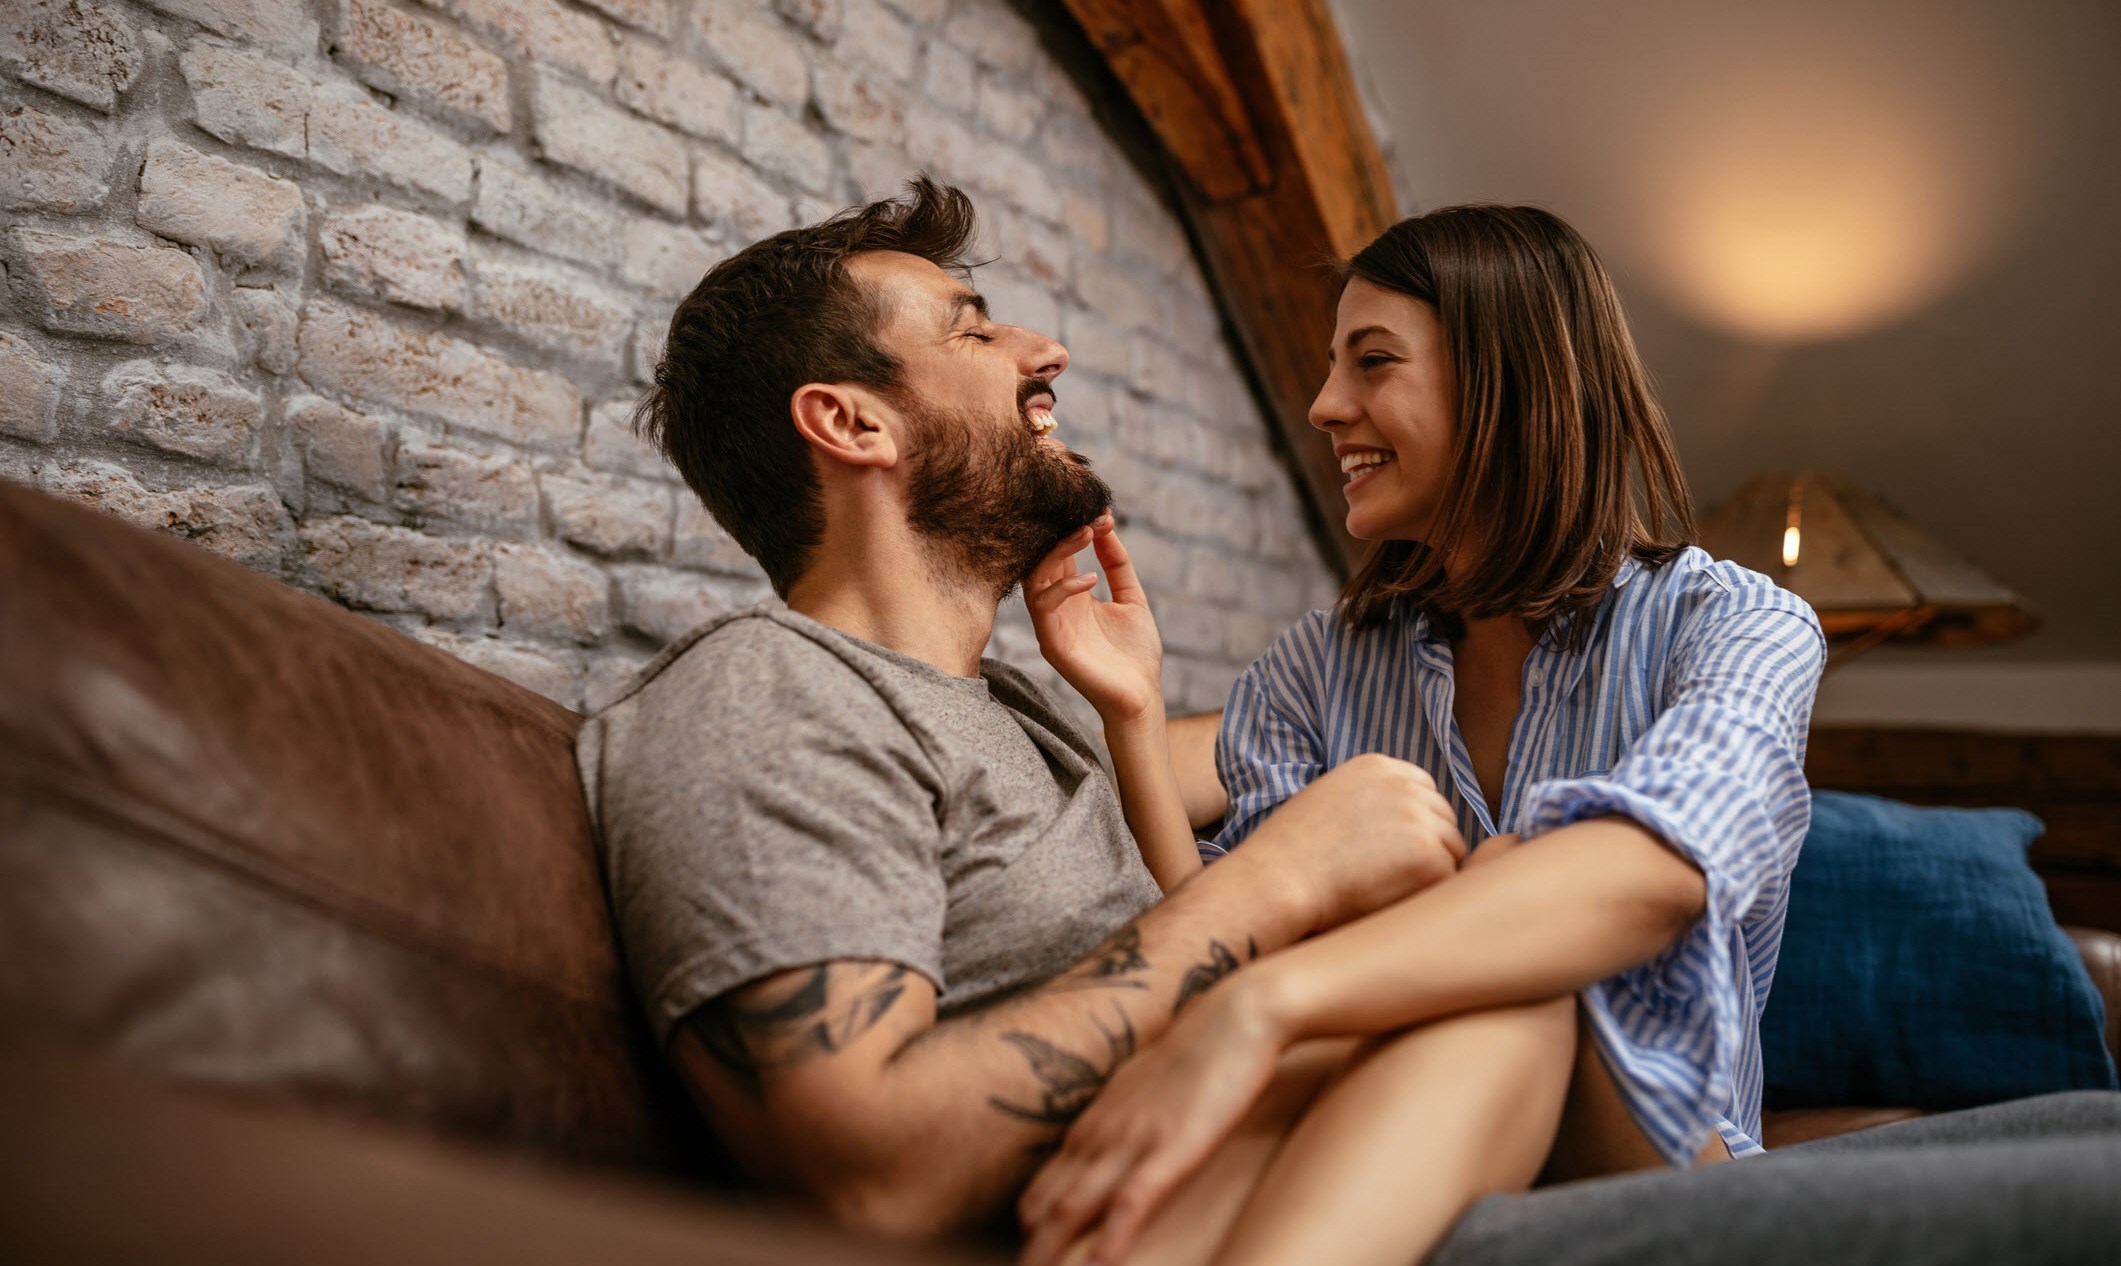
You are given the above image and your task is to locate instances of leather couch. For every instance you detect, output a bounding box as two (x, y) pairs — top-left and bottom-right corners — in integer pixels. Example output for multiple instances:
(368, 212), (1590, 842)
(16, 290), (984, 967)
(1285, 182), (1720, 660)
(2, 478), (2116, 1258)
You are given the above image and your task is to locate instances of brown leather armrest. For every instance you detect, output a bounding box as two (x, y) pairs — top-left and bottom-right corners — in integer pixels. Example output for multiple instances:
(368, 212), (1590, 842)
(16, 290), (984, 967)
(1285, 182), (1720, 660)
(0, 1045), (999, 1266)
(2065, 925), (2121, 1065)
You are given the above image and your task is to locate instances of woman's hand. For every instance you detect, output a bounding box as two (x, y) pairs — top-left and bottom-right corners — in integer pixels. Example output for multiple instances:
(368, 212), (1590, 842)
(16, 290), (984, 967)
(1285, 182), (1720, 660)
(1017, 976), (1288, 1266)
(1025, 514), (1163, 724)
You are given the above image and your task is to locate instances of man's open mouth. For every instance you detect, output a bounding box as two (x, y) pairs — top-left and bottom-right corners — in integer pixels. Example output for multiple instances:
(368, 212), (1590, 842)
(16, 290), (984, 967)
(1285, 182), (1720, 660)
(1026, 402), (1057, 436)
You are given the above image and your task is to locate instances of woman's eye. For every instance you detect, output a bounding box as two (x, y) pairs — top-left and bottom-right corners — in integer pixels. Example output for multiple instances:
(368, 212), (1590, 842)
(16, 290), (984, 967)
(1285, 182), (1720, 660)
(1359, 353), (1395, 370)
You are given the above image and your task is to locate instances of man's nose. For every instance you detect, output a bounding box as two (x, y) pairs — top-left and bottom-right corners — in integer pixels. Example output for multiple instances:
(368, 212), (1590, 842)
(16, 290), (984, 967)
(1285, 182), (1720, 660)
(1017, 327), (1069, 381)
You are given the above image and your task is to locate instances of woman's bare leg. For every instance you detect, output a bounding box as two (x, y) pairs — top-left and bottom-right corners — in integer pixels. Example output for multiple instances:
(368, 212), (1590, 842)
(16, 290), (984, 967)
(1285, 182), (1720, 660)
(1205, 995), (1577, 1266)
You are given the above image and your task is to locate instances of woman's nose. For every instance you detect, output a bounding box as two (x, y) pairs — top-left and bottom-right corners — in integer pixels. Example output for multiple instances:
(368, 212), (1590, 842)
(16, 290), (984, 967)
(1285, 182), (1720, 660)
(1309, 372), (1352, 432)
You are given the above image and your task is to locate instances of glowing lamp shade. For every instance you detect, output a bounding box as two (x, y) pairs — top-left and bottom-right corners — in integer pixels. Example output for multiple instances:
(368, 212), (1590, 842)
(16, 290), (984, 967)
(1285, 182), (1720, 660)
(1698, 471), (2038, 666)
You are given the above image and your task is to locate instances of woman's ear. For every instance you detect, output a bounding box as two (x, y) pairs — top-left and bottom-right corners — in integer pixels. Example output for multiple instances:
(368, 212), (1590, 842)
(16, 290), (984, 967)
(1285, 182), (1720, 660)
(790, 383), (899, 470)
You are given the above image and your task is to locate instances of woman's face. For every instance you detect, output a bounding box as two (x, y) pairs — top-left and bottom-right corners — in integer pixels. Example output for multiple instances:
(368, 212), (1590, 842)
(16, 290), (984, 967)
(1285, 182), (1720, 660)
(1307, 279), (1458, 543)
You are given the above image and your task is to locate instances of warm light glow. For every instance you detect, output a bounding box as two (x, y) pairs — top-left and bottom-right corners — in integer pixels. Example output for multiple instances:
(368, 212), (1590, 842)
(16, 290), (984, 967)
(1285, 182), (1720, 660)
(1783, 480), (1804, 567)
(1783, 526), (1802, 568)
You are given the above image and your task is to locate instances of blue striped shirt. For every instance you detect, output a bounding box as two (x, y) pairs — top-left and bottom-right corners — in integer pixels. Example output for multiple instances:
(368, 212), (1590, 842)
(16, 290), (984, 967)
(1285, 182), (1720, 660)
(1205, 547), (1826, 1165)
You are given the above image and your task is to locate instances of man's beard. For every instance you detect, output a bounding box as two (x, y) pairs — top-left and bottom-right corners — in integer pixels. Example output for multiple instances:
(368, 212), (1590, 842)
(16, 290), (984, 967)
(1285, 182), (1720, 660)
(900, 389), (1113, 602)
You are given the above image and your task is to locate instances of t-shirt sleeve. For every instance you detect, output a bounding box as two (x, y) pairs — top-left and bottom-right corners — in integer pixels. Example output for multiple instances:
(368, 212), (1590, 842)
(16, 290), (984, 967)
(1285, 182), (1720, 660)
(1211, 611), (1333, 855)
(1517, 569), (1826, 1165)
(586, 626), (949, 1046)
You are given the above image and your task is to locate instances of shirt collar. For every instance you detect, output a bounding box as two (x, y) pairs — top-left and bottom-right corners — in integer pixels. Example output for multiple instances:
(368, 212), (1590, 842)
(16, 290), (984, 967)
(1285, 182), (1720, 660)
(1405, 554), (1644, 653)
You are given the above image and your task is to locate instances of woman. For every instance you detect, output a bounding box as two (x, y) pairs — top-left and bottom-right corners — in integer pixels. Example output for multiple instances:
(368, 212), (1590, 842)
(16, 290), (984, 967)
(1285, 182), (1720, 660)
(1018, 205), (1827, 1266)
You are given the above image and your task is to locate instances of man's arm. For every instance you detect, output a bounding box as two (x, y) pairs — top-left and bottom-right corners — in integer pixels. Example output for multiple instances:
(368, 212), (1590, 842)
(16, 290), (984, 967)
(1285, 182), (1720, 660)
(668, 753), (1466, 1240)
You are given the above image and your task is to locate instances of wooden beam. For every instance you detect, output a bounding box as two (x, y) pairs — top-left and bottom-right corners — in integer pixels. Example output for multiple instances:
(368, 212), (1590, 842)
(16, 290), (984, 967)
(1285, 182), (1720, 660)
(1060, 0), (1398, 572)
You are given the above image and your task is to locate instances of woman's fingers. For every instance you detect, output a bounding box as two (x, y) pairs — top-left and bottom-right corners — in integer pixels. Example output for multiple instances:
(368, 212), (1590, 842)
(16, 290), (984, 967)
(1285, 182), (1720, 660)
(1019, 1137), (1143, 1266)
(1027, 572), (1099, 622)
(1028, 526), (1095, 595)
(1084, 1147), (1195, 1266)
(1089, 519), (1147, 606)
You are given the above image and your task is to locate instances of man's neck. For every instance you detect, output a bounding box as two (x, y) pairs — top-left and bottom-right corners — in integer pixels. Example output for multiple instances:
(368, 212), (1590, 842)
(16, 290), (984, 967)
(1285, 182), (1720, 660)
(786, 538), (999, 679)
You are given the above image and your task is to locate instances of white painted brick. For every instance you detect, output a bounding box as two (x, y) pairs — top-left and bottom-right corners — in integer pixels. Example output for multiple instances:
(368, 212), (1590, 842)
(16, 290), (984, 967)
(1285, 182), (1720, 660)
(296, 297), (582, 450)
(1, 0), (144, 113)
(943, 0), (1036, 73)
(543, 467), (670, 557)
(672, 496), (757, 573)
(840, 0), (916, 80)
(815, 61), (907, 143)
(846, 139), (917, 201)
(9, 228), (211, 345)
(285, 394), (385, 501)
(741, 102), (834, 194)
(1115, 524), (1183, 590)
(422, 0), (616, 87)
(179, 39), (312, 159)
(900, 100), (981, 187)
(391, 429), (539, 534)
(584, 399), (669, 480)
(692, 147), (791, 240)
(614, 562), (721, 643)
(532, 73), (689, 216)
(691, 0), (809, 108)
(976, 72), (1041, 144)
(318, 203), (467, 310)
(309, 79), (475, 205)
(1041, 114), (1113, 184)
(45, 460), (295, 570)
(472, 155), (615, 269)
(0, 333), (65, 443)
(631, 321), (664, 385)
(414, 628), (580, 707)
(774, 0), (841, 41)
(617, 39), (739, 142)
(878, 0), (943, 22)
(1059, 307), (1131, 382)
(335, 0), (510, 133)
(1060, 189), (1110, 254)
(469, 251), (634, 368)
(143, 0), (317, 57)
(495, 541), (610, 643)
(920, 38), (975, 115)
(621, 217), (725, 298)
(579, 0), (669, 36)
(986, 205), (1072, 290)
(136, 139), (307, 270)
(300, 513), (492, 618)
(1155, 594), (1225, 658)
(232, 286), (299, 374)
(102, 361), (263, 467)
(1079, 260), (1167, 334)
(1, 104), (113, 212)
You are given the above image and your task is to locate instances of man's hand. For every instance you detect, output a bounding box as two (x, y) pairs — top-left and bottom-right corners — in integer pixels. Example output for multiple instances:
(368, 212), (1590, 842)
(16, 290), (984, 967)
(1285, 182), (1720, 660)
(1025, 514), (1162, 724)
(1233, 753), (1467, 934)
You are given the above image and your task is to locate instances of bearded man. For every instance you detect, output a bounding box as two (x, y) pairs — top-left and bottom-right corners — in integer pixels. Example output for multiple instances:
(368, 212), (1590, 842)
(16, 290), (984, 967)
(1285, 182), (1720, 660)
(575, 177), (1461, 1239)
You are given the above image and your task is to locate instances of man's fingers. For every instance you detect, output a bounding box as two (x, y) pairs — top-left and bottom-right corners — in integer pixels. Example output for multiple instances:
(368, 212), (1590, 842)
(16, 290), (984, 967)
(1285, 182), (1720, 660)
(1028, 572), (1099, 620)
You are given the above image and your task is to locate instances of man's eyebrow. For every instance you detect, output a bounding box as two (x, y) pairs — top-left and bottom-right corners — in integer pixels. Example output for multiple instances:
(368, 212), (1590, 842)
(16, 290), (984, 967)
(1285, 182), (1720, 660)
(947, 290), (990, 324)
(1326, 324), (1394, 362)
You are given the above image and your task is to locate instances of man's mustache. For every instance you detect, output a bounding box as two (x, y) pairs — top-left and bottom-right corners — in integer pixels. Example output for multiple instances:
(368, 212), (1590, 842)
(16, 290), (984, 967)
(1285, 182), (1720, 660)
(1017, 377), (1057, 413)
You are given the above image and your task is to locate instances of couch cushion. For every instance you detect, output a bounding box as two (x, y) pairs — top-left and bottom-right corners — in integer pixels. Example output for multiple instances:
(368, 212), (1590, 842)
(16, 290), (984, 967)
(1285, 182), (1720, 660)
(1761, 790), (2120, 1111)
(0, 480), (704, 1173)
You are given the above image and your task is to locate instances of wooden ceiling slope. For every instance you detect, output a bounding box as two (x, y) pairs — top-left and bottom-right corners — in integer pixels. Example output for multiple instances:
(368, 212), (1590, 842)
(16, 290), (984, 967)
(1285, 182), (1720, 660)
(1061, 0), (1400, 572)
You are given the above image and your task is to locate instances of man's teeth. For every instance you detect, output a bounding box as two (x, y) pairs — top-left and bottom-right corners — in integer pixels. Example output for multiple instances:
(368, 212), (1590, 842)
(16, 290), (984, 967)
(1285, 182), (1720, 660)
(1340, 451), (1393, 476)
(1027, 405), (1057, 436)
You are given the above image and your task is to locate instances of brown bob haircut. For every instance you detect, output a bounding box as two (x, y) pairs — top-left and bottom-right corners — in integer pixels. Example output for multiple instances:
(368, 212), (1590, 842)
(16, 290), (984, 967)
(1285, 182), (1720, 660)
(1337, 204), (1696, 649)
(634, 176), (978, 597)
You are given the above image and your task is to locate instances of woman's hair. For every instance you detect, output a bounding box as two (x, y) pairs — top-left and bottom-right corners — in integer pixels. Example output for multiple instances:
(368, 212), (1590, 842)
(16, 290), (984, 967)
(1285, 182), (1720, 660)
(1335, 204), (1696, 649)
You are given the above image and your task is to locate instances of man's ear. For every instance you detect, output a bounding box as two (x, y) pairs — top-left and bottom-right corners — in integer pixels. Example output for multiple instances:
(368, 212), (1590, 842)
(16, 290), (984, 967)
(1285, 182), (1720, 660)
(790, 383), (899, 470)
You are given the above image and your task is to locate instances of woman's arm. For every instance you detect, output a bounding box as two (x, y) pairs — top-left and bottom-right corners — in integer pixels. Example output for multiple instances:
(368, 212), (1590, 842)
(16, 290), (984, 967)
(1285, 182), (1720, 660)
(1025, 517), (1200, 892)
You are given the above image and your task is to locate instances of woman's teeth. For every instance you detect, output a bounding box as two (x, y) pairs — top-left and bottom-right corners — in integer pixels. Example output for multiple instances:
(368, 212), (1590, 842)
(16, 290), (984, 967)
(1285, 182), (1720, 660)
(1340, 451), (1393, 478)
(1027, 405), (1057, 436)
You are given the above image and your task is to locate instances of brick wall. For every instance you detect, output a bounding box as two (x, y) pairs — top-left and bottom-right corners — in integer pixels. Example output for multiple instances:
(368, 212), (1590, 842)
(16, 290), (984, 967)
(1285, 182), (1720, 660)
(1, 0), (1339, 724)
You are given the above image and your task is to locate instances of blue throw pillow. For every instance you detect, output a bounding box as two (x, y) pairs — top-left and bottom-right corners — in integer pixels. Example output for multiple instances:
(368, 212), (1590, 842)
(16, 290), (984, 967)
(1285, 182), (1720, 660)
(1761, 790), (2118, 1110)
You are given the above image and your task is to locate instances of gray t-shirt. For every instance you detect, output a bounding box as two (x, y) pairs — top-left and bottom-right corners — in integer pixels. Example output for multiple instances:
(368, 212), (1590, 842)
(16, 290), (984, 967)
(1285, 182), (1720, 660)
(578, 604), (1163, 1045)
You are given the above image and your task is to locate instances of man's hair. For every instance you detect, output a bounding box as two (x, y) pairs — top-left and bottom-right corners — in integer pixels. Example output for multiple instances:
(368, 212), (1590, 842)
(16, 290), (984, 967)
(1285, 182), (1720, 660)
(1336, 204), (1697, 648)
(634, 176), (979, 596)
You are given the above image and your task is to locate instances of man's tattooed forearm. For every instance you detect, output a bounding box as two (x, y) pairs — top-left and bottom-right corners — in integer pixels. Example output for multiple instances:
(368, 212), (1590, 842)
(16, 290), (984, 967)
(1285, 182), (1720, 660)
(1046, 922), (1153, 993)
(988, 1003), (1138, 1129)
(1171, 938), (1251, 1015)
(691, 962), (910, 1099)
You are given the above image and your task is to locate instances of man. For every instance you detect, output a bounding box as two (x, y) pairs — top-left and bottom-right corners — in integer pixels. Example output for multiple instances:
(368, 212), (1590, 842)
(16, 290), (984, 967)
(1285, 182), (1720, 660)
(576, 177), (1465, 1239)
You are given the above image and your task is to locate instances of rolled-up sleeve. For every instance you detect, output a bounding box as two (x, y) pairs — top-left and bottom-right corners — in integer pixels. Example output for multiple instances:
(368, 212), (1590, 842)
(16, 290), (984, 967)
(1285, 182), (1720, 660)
(1518, 578), (1826, 1165)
